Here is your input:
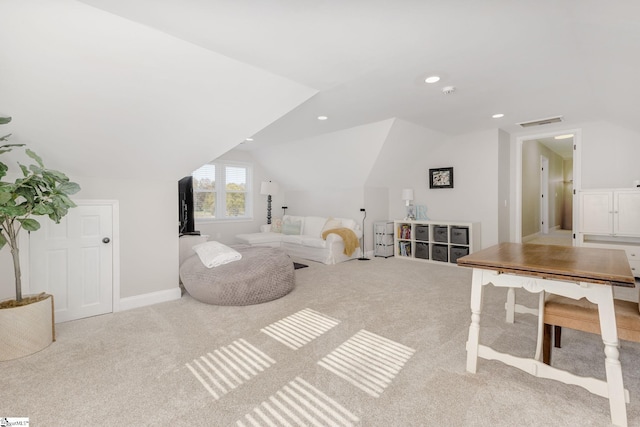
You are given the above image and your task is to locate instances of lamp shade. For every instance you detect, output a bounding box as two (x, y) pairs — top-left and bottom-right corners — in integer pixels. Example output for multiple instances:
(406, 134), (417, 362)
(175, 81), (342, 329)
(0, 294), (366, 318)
(402, 188), (414, 201)
(260, 181), (279, 196)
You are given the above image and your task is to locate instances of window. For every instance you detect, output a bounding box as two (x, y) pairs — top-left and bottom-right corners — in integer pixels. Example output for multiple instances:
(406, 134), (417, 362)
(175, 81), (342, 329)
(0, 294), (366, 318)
(192, 161), (252, 221)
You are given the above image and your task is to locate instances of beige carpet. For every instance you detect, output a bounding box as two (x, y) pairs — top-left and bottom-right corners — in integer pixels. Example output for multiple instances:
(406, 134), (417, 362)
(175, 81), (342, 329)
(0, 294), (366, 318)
(2, 256), (640, 426)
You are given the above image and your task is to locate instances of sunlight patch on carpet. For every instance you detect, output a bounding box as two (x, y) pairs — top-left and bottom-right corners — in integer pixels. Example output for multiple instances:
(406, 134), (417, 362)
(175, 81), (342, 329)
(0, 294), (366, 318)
(236, 376), (360, 427)
(185, 338), (275, 400)
(260, 308), (340, 350)
(318, 329), (416, 398)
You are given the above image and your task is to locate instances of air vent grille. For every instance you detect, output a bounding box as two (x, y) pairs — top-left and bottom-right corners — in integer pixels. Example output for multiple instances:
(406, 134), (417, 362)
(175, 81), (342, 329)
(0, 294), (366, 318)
(518, 116), (563, 128)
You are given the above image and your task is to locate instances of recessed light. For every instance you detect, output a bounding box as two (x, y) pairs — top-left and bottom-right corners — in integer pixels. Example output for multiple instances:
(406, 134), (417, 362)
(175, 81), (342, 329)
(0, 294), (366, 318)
(245, 138), (254, 142)
(317, 115), (328, 121)
(554, 134), (574, 140)
(425, 76), (440, 84)
(492, 113), (504, 119)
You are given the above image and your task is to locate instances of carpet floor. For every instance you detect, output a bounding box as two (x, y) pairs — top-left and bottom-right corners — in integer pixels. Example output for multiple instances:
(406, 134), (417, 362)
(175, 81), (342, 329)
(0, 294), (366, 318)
(2, 256), (640, 426)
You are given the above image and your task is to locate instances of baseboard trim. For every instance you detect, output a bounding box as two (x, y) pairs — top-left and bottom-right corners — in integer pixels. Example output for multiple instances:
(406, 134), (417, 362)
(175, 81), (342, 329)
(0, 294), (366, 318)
(522, 232), (541, 243)
(118, 287), (182, 312)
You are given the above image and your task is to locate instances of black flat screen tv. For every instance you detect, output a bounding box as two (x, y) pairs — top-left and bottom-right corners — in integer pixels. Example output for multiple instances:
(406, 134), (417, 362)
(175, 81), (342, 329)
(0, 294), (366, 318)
(178, 176), (198, 235)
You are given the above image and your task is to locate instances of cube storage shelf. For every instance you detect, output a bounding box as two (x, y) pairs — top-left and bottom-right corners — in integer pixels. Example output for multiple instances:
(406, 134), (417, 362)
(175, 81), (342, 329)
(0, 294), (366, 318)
(394, 220), (480, 265)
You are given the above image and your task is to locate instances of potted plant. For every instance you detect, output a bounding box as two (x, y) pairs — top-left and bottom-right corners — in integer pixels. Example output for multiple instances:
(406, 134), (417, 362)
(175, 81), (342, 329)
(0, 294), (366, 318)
(0, 116), (80, 361)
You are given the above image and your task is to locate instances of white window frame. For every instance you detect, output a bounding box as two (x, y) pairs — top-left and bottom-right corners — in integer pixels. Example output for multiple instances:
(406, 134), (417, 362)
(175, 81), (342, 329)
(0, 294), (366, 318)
(193, 160), (253, 222)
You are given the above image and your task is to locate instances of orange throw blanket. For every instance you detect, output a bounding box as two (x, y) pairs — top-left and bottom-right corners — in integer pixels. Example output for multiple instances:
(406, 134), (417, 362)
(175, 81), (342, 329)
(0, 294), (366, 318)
(321, 227), (360, 257)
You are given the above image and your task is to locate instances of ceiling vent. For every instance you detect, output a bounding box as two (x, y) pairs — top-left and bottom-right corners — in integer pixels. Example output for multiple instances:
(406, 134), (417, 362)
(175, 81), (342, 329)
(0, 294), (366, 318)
(518, 116), (563, 128)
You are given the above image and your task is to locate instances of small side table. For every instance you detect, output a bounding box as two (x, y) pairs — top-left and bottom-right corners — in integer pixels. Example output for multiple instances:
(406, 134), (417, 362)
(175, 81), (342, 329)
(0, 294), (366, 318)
(374, 221), (394, 258)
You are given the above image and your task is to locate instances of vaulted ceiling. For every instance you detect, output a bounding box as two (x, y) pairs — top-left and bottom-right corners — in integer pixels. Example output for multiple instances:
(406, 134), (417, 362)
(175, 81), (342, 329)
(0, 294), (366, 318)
(2, 0), (638, 182)
(79, 0), (640, 150)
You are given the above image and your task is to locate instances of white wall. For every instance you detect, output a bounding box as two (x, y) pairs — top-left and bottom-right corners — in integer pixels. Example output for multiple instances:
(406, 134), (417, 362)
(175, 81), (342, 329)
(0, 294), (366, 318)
(367, 120), (499, 249)
(498, 129), (511, 243)
(253, 119), (394, 191)
(366, 119), (445, 220)
(422, 129), (499, 248)
(579, 121), (640, 189)
(78, 177), (178, 299)
(0, 175), (178, 301)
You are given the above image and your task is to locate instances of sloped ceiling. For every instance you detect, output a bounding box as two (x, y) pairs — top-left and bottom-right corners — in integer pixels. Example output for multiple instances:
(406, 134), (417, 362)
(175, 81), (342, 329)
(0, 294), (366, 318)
(0, 0), (316, 180)
(77, 0), (640, 150)
(252, 119), (394, 191)
(3, 0), (639, 183)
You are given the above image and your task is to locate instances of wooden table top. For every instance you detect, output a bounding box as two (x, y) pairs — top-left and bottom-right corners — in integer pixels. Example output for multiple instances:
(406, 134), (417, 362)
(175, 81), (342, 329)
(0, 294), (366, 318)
(457, 242), (635, 288)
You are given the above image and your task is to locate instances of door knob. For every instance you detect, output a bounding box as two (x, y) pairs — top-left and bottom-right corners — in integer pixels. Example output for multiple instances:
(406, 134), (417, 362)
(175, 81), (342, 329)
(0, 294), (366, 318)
(102, 237), (111, 244)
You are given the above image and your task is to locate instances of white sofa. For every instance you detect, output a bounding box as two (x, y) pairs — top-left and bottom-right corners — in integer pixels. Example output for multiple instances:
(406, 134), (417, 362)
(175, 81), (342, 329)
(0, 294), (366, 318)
(235, 215), (362, 265)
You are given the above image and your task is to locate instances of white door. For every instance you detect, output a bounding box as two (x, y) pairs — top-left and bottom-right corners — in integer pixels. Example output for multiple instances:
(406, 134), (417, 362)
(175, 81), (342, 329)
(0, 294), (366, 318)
(28, 203), (114, 322)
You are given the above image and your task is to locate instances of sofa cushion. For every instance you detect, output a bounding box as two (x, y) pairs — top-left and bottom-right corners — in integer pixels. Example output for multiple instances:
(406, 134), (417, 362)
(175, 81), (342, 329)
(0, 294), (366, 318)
(304, 216), (328, 237)
(271, 218), (283, 233)
(282, 218), (302, 235)
(236, 232), (283, 245)
(301, 236), (328, 248)
(337, 217), (357, 230)
(281, 234), (304, 245)
(322, 217), (342, 233)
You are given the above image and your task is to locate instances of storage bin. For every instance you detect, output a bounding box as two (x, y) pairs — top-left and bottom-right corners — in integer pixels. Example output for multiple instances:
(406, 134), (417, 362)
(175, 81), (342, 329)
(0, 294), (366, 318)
(415, 242), (429, 259)
(433, 225), (448, 242)
(450, 226), (469, 245)
(432, 244), (448, 262)
(450, 246), (469, 263)
(415, 225), (429, 241)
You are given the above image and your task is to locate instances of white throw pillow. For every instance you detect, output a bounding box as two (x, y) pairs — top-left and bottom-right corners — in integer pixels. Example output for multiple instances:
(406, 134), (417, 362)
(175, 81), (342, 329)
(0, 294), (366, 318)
(322, 217), (343, 233)
(192, 241), (242, 268)
(338, 218), (357, 230)
(271, 218), (283, 233)
(282, 218), (302, 235)
(304, 216), (329, 237)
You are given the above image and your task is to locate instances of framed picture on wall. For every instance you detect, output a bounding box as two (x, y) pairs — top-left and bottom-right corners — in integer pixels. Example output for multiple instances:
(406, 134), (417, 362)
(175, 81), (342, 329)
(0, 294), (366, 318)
(429, 167), (454, 189)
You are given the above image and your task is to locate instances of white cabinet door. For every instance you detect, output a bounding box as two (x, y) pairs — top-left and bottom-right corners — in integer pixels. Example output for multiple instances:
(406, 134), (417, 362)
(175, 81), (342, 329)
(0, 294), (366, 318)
(580, 191), (613, 234)
(615, 190), (640, 236)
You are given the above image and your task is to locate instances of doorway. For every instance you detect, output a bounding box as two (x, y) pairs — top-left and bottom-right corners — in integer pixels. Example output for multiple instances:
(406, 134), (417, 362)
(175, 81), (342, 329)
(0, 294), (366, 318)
(516, 130), (580, 247)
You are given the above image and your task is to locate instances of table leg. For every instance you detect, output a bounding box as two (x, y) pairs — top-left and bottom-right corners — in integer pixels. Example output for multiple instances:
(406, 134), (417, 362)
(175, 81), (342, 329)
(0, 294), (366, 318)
(505, 287), (515, 323)
(534, 291), (545, 361)
(597, 287), (627, 427)
(466, 268), (484, 373)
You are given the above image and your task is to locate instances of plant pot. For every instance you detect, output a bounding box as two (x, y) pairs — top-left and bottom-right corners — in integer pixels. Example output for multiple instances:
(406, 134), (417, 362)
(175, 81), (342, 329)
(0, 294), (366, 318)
(0, 294), (55, 361)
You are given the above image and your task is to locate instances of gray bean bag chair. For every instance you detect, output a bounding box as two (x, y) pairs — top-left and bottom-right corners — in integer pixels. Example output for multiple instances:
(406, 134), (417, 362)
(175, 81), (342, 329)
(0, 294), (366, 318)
(180, 246), (295, 306)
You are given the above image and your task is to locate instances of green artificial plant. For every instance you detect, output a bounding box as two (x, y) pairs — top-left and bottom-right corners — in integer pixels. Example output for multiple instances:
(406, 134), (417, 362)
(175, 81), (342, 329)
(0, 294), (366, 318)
(0, 116), (80, 304)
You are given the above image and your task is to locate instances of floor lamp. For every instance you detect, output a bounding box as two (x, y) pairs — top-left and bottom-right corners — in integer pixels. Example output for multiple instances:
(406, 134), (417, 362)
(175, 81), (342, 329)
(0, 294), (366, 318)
(358, 208), (369, 261)
(260, 181), (279, 224)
